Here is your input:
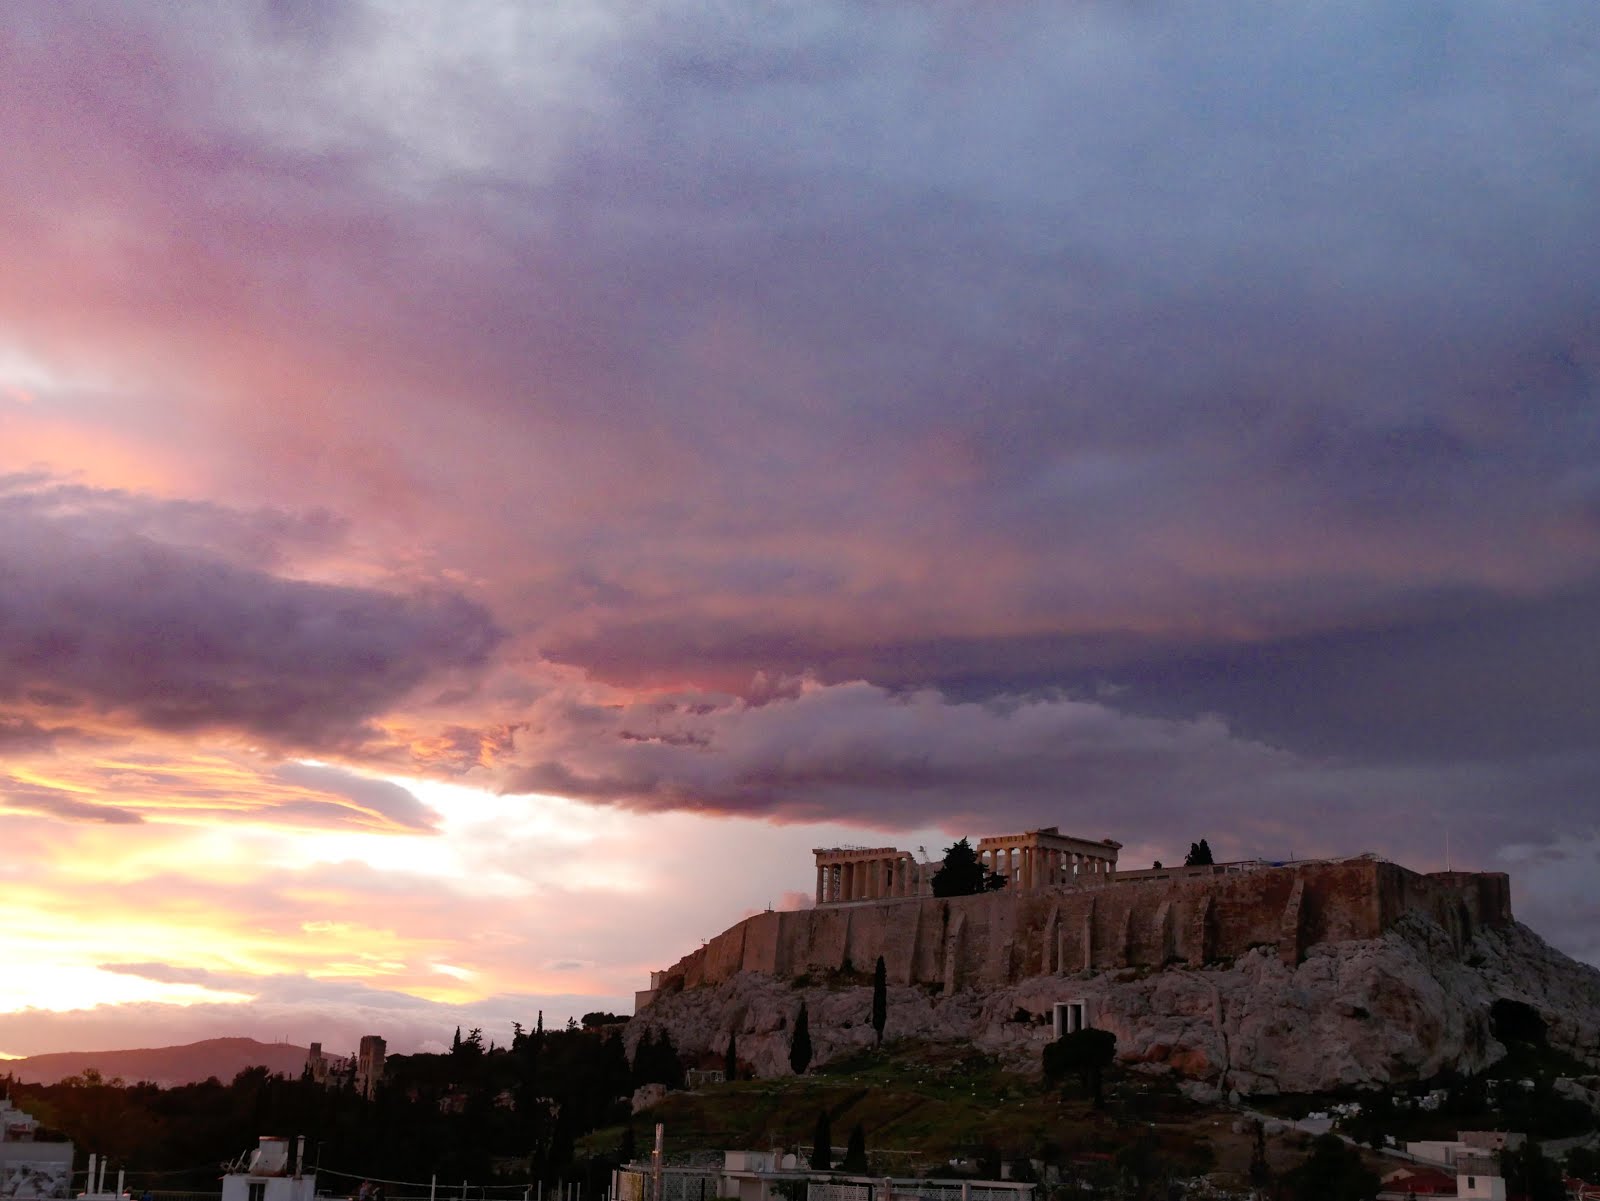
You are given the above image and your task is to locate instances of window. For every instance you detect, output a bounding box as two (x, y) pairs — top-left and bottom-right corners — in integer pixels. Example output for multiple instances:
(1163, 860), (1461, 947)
(249, 1182), (266, 1201)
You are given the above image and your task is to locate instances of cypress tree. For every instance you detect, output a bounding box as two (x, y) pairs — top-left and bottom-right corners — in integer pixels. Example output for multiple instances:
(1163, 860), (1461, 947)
(724, 1030), (738, 1081)
(871, 956), (887, 1046)
(810, 1109), (831, 1171)
(841, 1123), (868, 1173)
(789, 1001), (813, 1075)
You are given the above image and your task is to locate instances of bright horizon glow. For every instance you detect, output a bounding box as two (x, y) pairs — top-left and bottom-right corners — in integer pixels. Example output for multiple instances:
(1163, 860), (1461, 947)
(0, 749), (961, 1053)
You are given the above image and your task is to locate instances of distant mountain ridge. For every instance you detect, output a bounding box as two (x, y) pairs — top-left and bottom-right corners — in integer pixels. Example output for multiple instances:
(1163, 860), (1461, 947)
(1, 1037), (310, 1086)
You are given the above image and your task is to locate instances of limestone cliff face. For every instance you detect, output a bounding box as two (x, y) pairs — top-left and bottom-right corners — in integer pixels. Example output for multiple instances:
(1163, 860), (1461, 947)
(634, 861), (1513, 1012)
(624, 915), (1600, 1096)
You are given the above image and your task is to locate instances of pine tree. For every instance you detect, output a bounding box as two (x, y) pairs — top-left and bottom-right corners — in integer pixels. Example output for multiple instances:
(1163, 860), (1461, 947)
(930, 838), (1006, 896)
(810, 1110), (831, 1171)
(871, 956), (887, 1046)
(789, 1001), (813, 1075)
(451, 1025), (462, 1054)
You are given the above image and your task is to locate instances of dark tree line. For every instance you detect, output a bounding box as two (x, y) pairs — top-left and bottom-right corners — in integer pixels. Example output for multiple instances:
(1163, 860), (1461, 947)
(2, 1021), (666, 1193)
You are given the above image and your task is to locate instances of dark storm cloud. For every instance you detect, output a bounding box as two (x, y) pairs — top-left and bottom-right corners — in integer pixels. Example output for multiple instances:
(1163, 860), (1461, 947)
(505, 680), (1283, 828)
(0, 480), (501, 748)
(559, 577), (1600, 765)
(2, 1), (1599, 856)
(498, 675), (1600, 889)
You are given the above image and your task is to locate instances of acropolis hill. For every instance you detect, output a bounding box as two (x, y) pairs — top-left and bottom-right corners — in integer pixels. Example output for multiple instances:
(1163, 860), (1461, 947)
(627, 828), (1600, 1095)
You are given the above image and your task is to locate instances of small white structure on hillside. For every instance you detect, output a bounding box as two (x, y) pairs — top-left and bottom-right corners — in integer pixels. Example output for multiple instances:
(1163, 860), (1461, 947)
(0, 1097), (72, 1201)
(221, 1137), (316, 1201)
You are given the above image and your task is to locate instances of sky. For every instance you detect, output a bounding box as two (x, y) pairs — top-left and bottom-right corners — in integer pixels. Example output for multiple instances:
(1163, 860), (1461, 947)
(2, 1), (1599, 1060)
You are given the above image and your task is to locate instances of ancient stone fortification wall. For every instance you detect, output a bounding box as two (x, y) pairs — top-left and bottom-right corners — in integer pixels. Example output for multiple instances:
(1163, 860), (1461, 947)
(637, 859), (1511, 1010)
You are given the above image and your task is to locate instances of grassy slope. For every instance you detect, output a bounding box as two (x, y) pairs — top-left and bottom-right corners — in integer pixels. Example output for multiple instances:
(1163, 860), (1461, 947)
(584, 1042), (1244, 1180)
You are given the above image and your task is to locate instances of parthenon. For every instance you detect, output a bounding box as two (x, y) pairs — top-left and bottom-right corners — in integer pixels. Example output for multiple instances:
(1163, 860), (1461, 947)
(813, 846), (928, 903)
(813, 827), (1121, 904)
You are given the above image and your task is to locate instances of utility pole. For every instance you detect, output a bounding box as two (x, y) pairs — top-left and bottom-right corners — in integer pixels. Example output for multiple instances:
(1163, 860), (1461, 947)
(651, 1125), (664, 1201)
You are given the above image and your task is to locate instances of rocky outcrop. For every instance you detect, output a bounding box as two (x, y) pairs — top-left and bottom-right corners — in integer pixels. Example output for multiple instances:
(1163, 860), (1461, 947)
(635, 860), (1512, 1012)
(625, 915), (1600, 1096)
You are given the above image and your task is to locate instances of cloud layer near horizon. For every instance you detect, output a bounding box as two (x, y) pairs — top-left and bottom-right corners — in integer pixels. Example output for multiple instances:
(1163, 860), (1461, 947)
(2, 0), (1599, 1050)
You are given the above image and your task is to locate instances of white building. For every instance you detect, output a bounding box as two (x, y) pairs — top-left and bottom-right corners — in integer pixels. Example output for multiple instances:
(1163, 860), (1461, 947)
(0, 1097), (73, 1201)
(614, 1149), (1034, 1201)
(1455, 1153), (1505, 1201)
(220, 1137), (317, 1201)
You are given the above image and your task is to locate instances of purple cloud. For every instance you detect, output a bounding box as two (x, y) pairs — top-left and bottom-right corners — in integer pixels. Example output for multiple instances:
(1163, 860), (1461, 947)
(0, 479), (501, 750)
(1, 779), (145, 825)
(273, 763), (440, 832)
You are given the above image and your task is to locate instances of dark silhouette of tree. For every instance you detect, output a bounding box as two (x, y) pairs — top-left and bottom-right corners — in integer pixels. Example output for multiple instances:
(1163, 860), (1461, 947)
(789, 1002), (813, 1075)
(840, 1123), (868, 1173)
(1500, 1140), (1565, 1201)
(4, 1017), (648, 1193)
(930, 838), (1007, 896)
(1184, 840), (1214, 866)
(620, 1124), (637, 1164)
(871, 956), (887, 1046)
(451, 1026), (462, 1054)
(1280, 1134), (1379, 1201)
(1566, 1146), (1600, 1183)
(810, 1109), (831, 1170)
(724, 1031), (737, 1080)
(631, 1029), (684, 1090)
(1042, 1028), (1116, 1108)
